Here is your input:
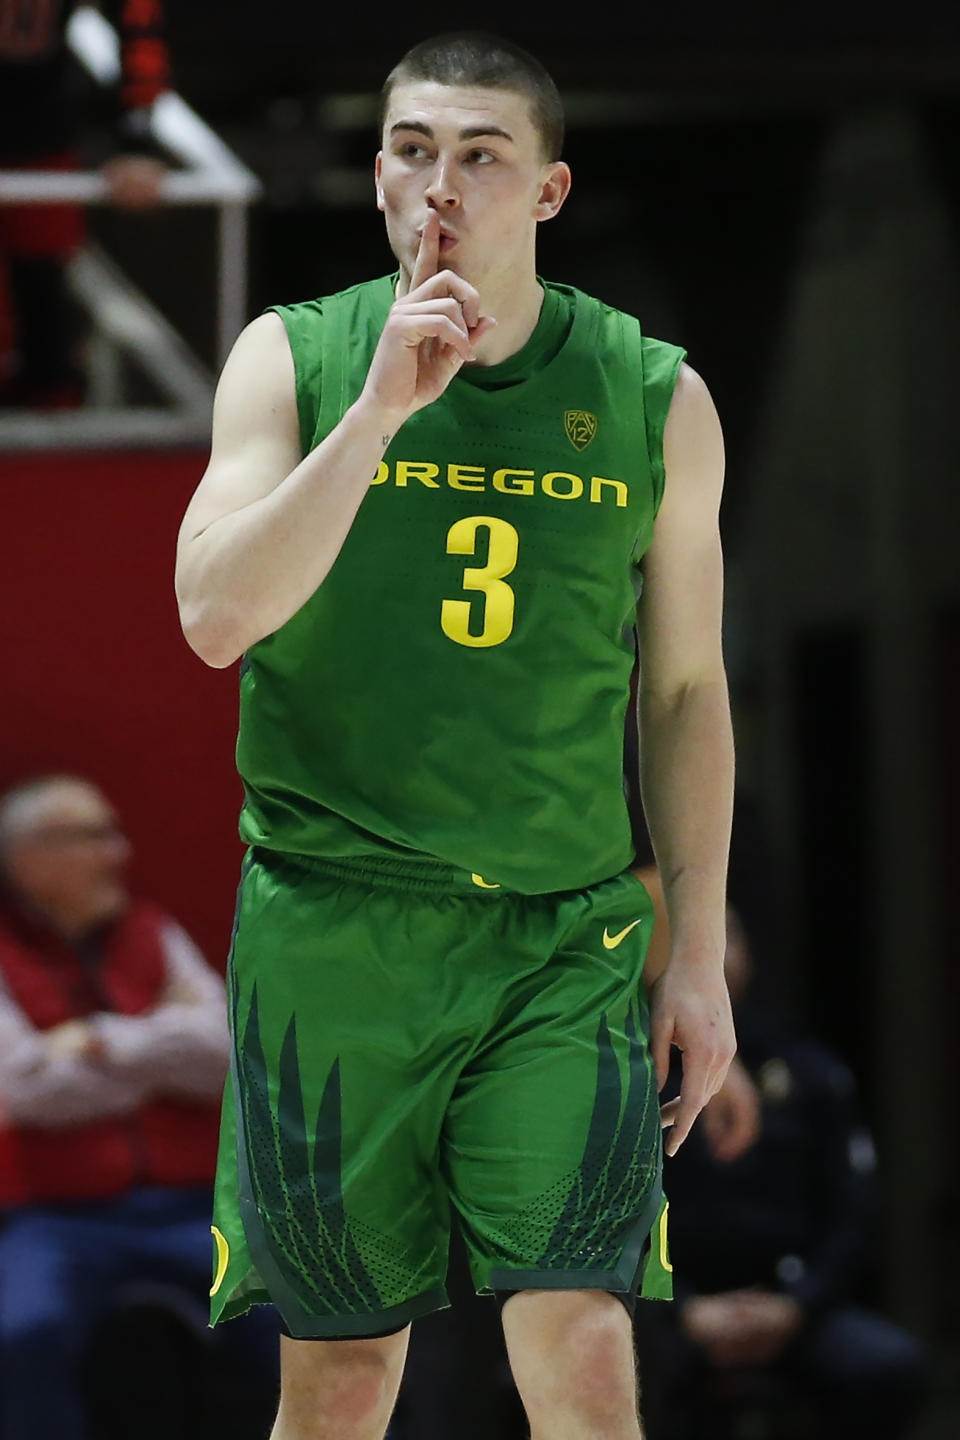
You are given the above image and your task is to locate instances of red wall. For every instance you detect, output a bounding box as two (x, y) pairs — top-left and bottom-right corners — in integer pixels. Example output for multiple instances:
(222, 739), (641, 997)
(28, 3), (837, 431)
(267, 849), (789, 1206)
(1, 450), (244, 969)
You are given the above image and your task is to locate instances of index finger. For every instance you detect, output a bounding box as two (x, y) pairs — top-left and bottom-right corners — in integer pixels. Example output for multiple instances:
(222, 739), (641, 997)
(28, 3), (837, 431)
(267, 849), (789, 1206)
(663, 1054), (710, 1157)
(410, 211), (440, 292)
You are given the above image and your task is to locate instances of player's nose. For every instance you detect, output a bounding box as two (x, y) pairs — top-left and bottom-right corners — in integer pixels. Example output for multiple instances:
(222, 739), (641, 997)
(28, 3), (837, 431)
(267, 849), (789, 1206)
(424, 158), (459, 208)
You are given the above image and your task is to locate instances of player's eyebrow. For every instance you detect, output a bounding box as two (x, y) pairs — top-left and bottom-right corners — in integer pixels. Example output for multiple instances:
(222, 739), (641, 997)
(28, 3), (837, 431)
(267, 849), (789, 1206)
(389, 121), (515, 144)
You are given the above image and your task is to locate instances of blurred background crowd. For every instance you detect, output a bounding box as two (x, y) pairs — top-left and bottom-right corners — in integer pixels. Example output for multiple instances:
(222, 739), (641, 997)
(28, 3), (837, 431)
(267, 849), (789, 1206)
(1, 1), (959, 1436)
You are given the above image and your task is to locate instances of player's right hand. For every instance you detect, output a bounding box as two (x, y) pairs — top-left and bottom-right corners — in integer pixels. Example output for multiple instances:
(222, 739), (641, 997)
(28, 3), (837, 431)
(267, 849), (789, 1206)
(359, 211), (496, 423)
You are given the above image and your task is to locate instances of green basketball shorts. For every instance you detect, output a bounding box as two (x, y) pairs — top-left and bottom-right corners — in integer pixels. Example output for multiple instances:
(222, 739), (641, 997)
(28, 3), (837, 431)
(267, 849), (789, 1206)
(209, 848), (673, 1338)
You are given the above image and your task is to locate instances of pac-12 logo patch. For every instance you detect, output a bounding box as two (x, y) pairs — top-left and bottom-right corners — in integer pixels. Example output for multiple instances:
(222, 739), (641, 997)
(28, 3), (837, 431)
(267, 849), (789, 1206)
(564, 410), (598, 452)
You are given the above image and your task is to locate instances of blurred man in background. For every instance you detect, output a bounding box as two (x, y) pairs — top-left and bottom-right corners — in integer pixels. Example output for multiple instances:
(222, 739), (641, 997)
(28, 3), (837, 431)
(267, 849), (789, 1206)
(0, 0), (171, 407)
(0, 773), (278, 1439)
(634, 902), (931, 1440)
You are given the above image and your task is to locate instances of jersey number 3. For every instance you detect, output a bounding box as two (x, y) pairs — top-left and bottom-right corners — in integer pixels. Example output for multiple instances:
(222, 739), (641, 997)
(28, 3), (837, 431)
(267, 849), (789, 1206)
(441, 516), (519, 649)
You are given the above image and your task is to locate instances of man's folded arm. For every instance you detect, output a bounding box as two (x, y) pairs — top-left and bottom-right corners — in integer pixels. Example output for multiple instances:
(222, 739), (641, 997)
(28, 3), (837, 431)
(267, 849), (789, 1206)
(0, 977), (146, 1127)
(90, 919), (230, 1099)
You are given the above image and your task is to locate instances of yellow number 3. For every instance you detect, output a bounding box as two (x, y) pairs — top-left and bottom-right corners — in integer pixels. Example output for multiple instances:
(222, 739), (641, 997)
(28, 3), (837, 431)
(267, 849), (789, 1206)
(441, 516), (519, 649)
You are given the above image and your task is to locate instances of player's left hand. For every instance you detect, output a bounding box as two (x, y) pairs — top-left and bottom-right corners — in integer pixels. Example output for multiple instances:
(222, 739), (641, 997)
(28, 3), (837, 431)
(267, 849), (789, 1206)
(649, 957), (736, 1157)
(102, 155), (168, 209)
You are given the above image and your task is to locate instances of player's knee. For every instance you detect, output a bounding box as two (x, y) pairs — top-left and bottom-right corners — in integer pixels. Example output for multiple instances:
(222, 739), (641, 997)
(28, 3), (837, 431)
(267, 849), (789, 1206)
(507, 1292), (636, 1416)
(278, 1335), (401, 1432)
(320, 1354), (391, 1429)
(561, 1310), (636, 1408)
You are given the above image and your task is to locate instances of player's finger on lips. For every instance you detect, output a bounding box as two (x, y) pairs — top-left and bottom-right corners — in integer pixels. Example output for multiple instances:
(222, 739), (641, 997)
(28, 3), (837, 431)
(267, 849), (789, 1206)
(410, 213), (441, 292)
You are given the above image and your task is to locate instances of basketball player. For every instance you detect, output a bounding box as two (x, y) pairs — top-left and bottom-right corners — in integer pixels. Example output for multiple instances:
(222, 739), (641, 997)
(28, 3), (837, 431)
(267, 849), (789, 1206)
(175, 32), (736, 1440)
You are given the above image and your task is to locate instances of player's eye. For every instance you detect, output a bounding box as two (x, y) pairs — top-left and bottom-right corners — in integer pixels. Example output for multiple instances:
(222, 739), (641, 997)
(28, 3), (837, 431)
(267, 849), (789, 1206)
(397, 142), (429, 159)
(465, 149), (496, 164)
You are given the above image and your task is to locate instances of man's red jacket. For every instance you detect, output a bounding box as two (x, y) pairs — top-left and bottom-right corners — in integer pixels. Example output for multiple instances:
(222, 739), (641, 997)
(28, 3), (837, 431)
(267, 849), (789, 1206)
(0, 897), (223, 1206)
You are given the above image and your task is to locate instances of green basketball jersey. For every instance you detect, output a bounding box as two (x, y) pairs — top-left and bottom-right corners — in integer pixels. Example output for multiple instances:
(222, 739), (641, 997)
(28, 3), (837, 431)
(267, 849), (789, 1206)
(236, 276), (686, 894)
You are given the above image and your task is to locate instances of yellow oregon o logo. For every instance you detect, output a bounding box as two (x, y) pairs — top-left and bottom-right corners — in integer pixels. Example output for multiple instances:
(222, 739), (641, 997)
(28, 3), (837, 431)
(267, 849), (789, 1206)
(659, 1201), (673, 1273)
(210, 1225), (230, 1296)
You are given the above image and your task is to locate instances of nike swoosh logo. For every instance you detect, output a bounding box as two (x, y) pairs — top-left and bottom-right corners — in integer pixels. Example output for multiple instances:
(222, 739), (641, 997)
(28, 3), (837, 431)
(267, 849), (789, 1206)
(602, 918), (644, 949)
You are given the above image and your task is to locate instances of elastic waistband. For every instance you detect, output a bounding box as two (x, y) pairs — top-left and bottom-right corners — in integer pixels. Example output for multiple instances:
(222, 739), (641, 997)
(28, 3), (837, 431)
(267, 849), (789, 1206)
(250, 846), (511, 897)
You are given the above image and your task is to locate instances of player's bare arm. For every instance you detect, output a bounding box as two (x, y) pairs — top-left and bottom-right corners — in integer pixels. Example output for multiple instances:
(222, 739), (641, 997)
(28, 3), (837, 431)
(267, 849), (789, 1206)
(175, 213), (494, 669)
(636, 360), (737, 1157)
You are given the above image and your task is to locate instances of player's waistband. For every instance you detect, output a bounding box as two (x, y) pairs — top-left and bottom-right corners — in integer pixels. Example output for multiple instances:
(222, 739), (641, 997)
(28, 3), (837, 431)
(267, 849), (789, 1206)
(250, 845), (512, 897)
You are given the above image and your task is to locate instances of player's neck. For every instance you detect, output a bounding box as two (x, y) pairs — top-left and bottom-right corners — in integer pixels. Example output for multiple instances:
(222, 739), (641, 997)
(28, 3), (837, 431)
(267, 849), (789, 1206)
(471, 271), (545, 368)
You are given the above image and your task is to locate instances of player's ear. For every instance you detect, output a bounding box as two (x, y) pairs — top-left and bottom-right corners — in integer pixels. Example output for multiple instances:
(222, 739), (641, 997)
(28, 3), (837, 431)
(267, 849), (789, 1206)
(375, 151), (385, 211)
(533, 161), (571, 223)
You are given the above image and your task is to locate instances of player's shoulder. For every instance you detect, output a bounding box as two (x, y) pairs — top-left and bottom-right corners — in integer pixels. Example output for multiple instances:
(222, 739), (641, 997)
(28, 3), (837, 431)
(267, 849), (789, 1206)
(267, 273), (396, 326)
(218, 311), (295, 394)
(547, 279), (690, 386)
(547, 277), (681, 339)
(666, 360), (714, 413)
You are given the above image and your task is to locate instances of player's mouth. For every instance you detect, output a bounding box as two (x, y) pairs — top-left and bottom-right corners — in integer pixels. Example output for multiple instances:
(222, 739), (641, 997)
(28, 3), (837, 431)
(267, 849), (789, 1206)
(416, 219), (459, 252)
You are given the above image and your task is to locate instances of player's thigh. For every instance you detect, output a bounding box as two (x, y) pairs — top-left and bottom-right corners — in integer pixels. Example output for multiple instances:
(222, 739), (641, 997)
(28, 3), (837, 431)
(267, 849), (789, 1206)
(228, 848), (461, 1214)
(220, 851), (479, 1333)
(443, 871), (665, 1297)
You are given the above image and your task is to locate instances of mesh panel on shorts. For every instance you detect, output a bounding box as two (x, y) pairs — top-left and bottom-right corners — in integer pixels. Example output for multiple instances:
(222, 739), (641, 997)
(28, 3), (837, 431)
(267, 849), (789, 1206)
(482, 1007), (661, 1272)
(351, 1217), (441, 1305)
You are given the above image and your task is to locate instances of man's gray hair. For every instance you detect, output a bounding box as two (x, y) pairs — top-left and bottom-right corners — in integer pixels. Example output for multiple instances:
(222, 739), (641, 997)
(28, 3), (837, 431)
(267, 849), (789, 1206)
(0, 774), (87, 854)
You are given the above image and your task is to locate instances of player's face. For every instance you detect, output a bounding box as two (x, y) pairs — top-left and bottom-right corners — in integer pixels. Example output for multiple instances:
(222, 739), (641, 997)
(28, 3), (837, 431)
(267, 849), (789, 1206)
(376, 81), (568, 289)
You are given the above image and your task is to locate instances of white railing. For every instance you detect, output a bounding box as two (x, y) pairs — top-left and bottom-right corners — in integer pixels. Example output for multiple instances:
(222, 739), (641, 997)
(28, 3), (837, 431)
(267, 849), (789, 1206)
(0, 5), (261, 447)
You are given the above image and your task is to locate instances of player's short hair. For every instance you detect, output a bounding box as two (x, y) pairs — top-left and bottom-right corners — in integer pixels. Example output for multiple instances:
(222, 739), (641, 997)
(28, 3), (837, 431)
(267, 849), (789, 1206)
(380, 31), (564, 162)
